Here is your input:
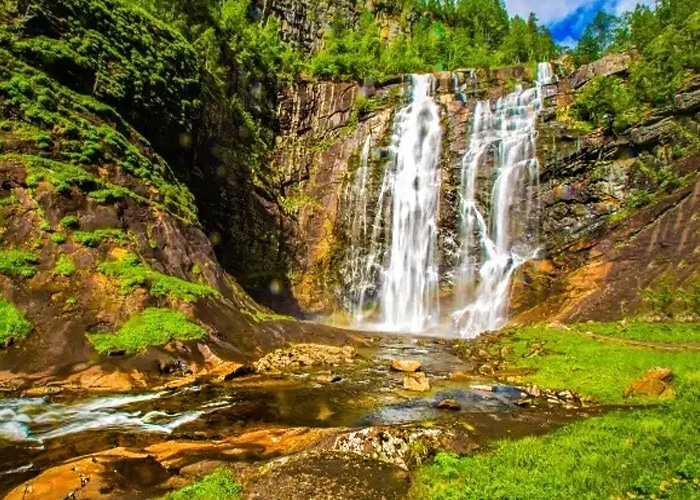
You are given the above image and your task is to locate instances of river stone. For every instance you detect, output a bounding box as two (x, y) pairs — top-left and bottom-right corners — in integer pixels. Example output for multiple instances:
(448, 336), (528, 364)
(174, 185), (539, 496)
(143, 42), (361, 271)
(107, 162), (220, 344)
(403, 372), (430, 392)
(624, 367), (674, 399)
(253, 344), (357, 372)
(390, 359), (422, 373)
(436, 399), (461, 411)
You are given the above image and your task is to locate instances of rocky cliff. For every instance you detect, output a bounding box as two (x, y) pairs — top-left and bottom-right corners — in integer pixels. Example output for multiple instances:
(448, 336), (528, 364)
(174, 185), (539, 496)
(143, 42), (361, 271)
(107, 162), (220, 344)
(0, 0), (350, 392)
(274, 54), (700, 323)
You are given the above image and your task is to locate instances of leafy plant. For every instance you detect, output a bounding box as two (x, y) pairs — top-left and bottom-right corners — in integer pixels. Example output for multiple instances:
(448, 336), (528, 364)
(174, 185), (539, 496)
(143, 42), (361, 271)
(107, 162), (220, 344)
(0, 250), (38, 278)
(162, 470), (242, 500)
(0, 300), (33, 346)
(73, 229), (128, 247)
(54, 255), (76, 276)
(60, 215), (79, 229)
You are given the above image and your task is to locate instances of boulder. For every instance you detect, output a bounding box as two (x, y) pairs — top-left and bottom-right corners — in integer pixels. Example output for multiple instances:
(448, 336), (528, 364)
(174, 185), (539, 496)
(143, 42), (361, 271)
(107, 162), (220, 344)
(436, 399), (461, 411)
(403, 372), (430, 392)
(569, 52), (634, 89)
(624, 367), (674, 399)
(390, 359), (422, 373)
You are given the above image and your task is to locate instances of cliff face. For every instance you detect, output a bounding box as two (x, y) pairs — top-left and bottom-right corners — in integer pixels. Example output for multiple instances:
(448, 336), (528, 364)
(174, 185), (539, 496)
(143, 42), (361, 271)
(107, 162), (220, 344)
(274, 55), (700, 323)
(255, 0), (362, 53)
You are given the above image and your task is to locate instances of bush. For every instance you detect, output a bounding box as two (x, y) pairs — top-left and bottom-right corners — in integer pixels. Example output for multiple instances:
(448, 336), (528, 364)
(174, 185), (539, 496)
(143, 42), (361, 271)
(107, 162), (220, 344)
(73, 229), (128, 247)
(571, 76), (642, 133)
(0, 300), (33, 345)
(60, 215), (79, 229)
(54, 255), (76, 276)
(0, 250), (38, 278)
(87, 308), (206, 354)
(162, 470), (242, 500)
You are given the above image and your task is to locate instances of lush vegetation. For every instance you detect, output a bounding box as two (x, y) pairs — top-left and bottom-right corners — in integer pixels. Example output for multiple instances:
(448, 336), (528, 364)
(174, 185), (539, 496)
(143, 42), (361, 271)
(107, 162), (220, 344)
(412, 323), (700, 499)
(0, 250), (38, 278)
(98, 252), (220, 302)
(583, 322), (700, 345)
(162, 470), (242, 500)
(88, 307), (206, 353)
(571, 0), (700, 132)
(310, 1), (557, 81)
(73, 229), (129, 248)
(0, 300), (33, 345)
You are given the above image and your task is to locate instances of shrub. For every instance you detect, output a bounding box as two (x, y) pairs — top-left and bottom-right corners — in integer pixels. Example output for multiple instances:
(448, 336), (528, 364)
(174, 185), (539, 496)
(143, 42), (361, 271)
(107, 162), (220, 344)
(51, 233), (66, 244)
(162, 470), (242, 500)
(54, 255), (76, 276)
(60, 215), (79, 229)
(73, 229), (128, 247)
(0, 300), (33, 345)
(0, 250), (38, 278)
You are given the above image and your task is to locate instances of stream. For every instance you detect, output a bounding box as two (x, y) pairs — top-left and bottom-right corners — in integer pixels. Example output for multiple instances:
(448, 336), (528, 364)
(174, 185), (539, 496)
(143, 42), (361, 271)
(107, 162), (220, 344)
(0, 336), (595, 498)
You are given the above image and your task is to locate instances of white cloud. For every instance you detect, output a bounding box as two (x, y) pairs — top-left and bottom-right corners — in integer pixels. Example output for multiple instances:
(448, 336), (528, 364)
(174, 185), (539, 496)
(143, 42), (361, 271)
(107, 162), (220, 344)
(503, 0), (656, 25)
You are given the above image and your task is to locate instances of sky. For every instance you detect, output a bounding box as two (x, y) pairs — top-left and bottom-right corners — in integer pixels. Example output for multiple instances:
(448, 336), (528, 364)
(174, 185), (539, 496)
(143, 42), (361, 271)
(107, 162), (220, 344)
(503, 0), (656, 46)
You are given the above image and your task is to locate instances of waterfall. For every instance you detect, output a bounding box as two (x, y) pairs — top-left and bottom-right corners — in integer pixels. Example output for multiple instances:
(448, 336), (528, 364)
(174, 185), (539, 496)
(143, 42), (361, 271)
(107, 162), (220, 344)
(345, 135), (375, 322)
(379, 74), (443, 333)
(451, 63), (553, 338)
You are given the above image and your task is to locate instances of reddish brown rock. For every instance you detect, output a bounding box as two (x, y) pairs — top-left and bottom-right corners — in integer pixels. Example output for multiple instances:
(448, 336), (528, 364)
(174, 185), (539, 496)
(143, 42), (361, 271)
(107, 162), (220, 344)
(624, 368), (674, 399)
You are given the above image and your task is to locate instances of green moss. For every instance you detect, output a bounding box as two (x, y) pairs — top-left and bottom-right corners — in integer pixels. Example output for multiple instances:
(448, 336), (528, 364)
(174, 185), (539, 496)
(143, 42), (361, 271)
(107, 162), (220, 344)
(60, 215), (80, 229)
(161, 470), (242, 500)
(87, 308), (206, 354)
(98, 253), (219, 302)
(0, 194), (17, 208)
(0, 250), (38, 278)
(51, 233), (66, 244)
(0, 300), (33, 346)
(73, 229), (128, 247)
(54, 255), (76, 277)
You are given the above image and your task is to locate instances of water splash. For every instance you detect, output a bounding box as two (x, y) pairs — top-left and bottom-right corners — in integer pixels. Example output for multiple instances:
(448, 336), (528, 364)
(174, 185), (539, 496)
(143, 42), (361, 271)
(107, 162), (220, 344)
(452, 63), (553, 338)
(380, 74), (443, 333)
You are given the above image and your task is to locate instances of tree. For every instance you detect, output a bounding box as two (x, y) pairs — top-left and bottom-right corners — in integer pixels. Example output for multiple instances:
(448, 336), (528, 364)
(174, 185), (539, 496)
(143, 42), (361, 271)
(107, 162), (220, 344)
(574, 11), (620, 65)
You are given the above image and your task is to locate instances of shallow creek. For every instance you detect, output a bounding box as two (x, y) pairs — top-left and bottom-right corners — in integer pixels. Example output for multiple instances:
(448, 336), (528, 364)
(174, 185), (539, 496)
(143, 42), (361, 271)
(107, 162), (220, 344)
(0, 336), (598, 498)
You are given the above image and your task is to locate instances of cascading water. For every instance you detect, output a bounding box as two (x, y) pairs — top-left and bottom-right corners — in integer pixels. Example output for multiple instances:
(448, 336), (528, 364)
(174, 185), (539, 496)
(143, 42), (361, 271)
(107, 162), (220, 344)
(344, 135), (375, 322)
(379, 74), (443, 333)
(451, 62), (554, 338)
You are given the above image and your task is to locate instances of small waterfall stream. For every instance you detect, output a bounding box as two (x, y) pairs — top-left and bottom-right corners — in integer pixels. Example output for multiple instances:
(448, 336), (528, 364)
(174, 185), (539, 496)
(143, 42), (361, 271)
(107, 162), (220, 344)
(342, 64), (554, 336)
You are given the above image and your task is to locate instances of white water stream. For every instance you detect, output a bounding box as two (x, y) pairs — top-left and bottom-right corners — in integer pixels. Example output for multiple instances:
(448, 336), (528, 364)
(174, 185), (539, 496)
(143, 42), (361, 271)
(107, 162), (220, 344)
(379, 74), (443, 333)
(452, 62), (554, 337)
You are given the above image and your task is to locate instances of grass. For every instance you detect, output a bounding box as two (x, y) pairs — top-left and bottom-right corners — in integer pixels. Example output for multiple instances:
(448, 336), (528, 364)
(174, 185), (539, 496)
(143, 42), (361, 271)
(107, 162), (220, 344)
(0, 250), (38, 278)
(161, 470), (242, 500)
(54, 255), (76, 277)
(73, 229), (128, 247)
(411, 323), (700, 499)
(87, 308), (206, 354)
(0, 300), (33, 345)
(582, 322), (700, 345)
(98, 253), (219, 302)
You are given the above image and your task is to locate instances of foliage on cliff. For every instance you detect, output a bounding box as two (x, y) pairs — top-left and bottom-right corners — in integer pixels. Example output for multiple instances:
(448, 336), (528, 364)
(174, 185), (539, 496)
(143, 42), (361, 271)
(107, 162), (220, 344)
(310, 0), (558, 81)
(571, 0), (700, 131)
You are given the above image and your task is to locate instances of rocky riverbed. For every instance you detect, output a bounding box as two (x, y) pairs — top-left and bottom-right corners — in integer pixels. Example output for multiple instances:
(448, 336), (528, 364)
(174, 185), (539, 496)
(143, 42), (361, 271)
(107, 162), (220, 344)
(0, 334), (607, 499)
